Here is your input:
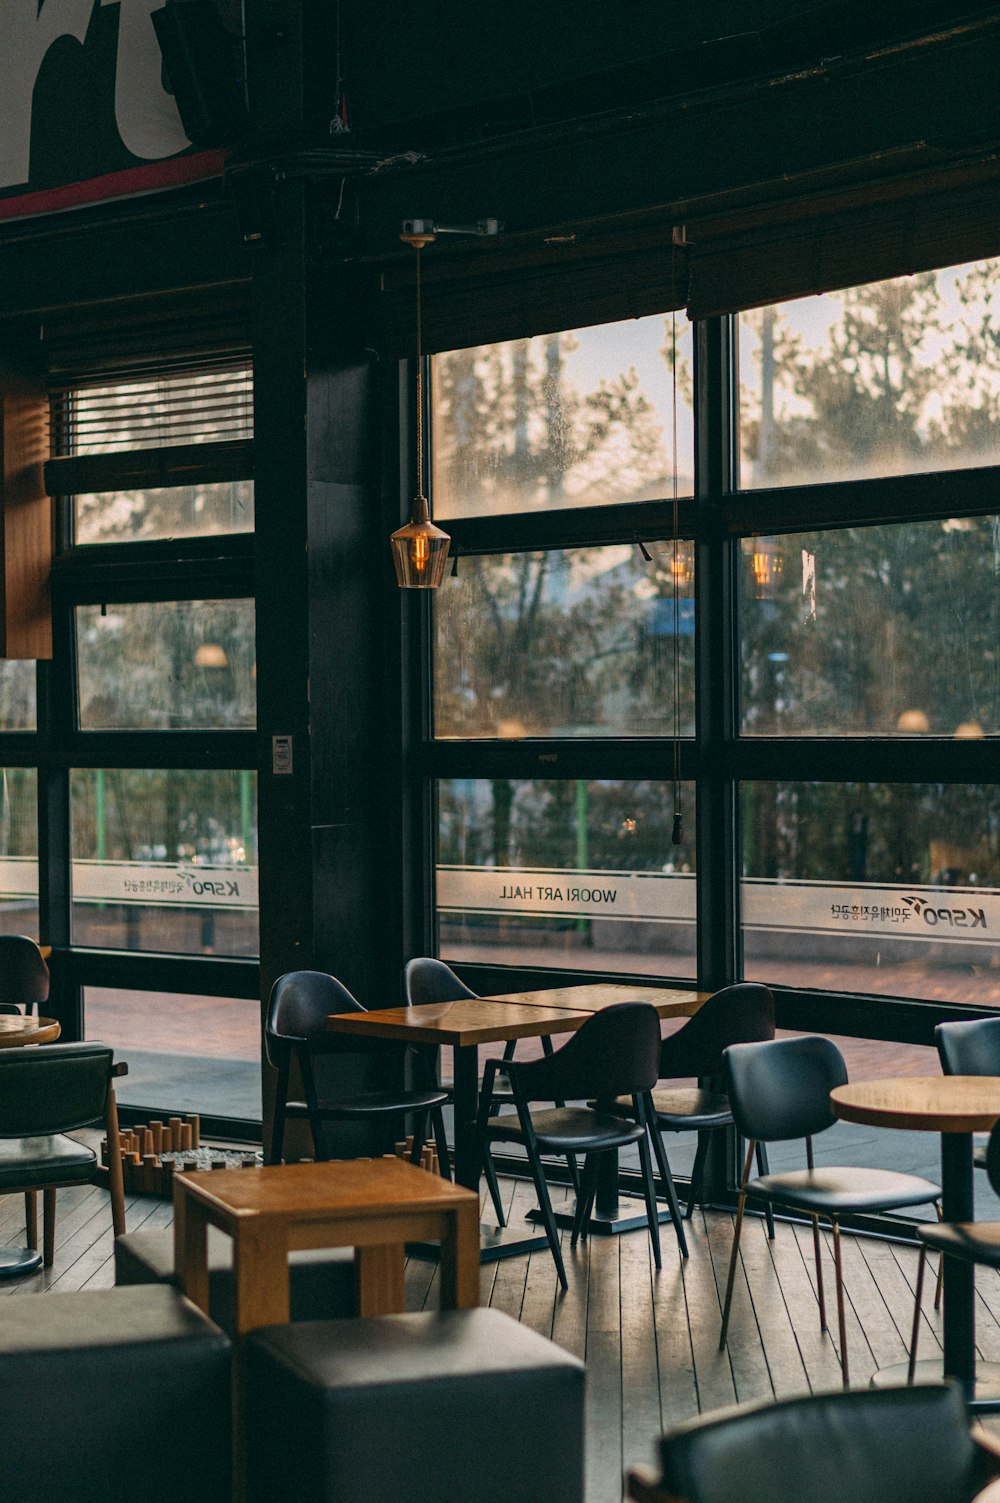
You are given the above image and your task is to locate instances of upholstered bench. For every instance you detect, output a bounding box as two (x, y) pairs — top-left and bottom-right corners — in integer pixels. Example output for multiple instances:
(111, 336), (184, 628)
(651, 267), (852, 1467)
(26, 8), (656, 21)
(244, 1306), (586, 1503)
(0, 1285), (231, 1503)
(114, 1224), (358, 1333)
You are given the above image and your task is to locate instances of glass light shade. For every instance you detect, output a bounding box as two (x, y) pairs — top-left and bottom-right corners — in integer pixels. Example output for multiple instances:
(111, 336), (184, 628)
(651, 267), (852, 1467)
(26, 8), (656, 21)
(391, 496), (451, 589)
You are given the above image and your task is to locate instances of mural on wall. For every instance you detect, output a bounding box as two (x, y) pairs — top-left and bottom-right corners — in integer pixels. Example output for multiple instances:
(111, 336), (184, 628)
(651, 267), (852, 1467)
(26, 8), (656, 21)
(0, 0), (228, 219)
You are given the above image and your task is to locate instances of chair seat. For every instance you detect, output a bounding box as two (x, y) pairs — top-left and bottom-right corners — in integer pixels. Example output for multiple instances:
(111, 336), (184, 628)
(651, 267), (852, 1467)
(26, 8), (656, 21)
(485, 1106), (644, 1153)
(746, 1166), (940, 1214)
(919, 1220), (1000, 1268)
(605, 1087), (732, 1130)
(0, 1133), (96, 1190)
(298, 1089), (449, 1120)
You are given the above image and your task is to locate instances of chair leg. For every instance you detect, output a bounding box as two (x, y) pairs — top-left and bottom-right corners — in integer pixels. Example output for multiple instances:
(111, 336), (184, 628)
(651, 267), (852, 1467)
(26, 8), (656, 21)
(481, 1144), (507, 1227)
(637, 1135), (662, 1271)
(409, 1110), (429, 1164)
(908, 1243), (928, 1384)
(43, 1188), (56, 1268)
(755, 1142), (776, 1239)
(831, 1218), (849, 1389)
(565, 1153), (581, 1195)
(719, 1187), (748, 1351)
(269, 1057), (289, 1163)
(686, 1130), (711, 1221)
(649, 1122), (688, 1258)
(431, 1105), (452, 1181)
(25, 1191), (37, 1250)
(933, 1201), (944, 1310)
(105, 1078), (127, 1238)
(571, 1154), (600, 1248)
(524, 1137), (567, 1290)
(811, 1214), (828, 1331)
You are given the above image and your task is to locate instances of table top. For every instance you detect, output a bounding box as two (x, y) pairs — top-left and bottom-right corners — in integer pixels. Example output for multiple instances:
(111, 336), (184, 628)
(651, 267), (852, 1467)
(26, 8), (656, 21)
(0, 1014), (60, 1049)
(831, 1076), (1000, 1133)
(173, 1156), (479, 1223)
(480, 984), (707, 1016)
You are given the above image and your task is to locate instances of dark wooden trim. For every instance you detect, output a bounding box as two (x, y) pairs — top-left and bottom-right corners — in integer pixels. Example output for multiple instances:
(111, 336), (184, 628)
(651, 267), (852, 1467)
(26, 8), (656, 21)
(44, 439), (254, 498)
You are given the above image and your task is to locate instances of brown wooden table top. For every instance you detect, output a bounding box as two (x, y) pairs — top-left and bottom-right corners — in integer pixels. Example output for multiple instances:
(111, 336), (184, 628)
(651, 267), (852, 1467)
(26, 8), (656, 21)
(327, 998), (593, 1048)
(480, 984), (708, 1016)
(173, 1156), (479, 1223)
(0, 1014), (60, 1048)
(831, 1076), (1000, 1134)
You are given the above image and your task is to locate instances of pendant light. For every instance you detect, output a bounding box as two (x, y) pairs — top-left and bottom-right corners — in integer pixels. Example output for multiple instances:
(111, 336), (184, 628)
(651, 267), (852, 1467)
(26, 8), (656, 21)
(391, 230), (451, 588)
(750, 535), (783, 598)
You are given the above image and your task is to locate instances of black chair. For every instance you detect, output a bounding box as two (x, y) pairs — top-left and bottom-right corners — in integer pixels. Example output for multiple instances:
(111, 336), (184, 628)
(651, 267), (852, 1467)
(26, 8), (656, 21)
(265, 970), (450, 1172)
(937, 1016), (1000, 1169)
(0, 1040), (127, 1272)
(0, 934), (49, 1016)
(718, 1035), (941, 1386)
(627, 1381), (1000, 1503)
(477, 1001), (663, 1289)
(402, 956), (578, 1226)
(611, 983), (776, 1256)
(909, 1116), (1000, 1382)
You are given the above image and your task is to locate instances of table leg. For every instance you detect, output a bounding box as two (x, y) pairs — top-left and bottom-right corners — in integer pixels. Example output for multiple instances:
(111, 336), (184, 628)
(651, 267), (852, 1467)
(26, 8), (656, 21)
(452, 1043), (480, 1192)
(355, 1243), (405, 1314)
(941, 1130), (976, 1390)
(232, 1222), (290, 1335)
(439, 1199), (481, 1310)
(173, 1189), (210, 1315)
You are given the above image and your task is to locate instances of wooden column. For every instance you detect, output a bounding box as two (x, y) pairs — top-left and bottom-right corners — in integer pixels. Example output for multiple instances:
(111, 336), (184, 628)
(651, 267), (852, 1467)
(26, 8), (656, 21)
(0, 373), (51, 659)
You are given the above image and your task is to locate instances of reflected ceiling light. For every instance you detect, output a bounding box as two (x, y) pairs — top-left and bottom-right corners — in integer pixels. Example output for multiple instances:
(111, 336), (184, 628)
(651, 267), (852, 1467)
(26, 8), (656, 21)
(194, 643), (228, 668)
(750, 536), (783, 599)
(954, 720), (985, 738)
(390, 228), (451, 589)
(896, 709), (929, 734)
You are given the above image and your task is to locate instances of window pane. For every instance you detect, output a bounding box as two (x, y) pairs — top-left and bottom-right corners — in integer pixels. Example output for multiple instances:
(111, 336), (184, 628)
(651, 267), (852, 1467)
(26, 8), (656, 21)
(77, 600), (256, 730)
(739, 519), (1000, 736)
(433, 544), (695, 738)
(71, 769), (258, 956)
(0, 661), (36, 731)
(84, 986), (261, 1120)
(739, 260), (1000, 489)
(741, 781), (1000, 1005)
(74, 480), (253, 544)
(59, 365), (252, 454)
(431, 315), (693, 519)
(437, 778), (695, 977)
(0, 769), (37, 936)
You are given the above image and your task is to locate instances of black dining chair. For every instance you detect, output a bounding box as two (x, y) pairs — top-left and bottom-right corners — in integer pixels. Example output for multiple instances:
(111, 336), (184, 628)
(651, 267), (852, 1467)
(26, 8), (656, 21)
(402, 956), (579, 1226)
(908, 1115), (1000, 1383)
(265, 970), (451, 1172)
(610, 982), (776, 1256)
(627, 1381), (1000, 1503)
(718, 1034), (941, 1386)
(476, 1001), (663, 1289)
(0, 934), (50, 1016)
(0, 1041), (127, 1272)
(937, 1016), (1000, 1169)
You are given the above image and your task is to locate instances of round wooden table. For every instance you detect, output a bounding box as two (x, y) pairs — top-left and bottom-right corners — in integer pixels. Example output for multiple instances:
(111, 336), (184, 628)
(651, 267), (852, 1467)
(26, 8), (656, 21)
(0, 1014), (61, 1278)
(0, 1014), (60, 1049)
(832, 1075), (1000, 1405)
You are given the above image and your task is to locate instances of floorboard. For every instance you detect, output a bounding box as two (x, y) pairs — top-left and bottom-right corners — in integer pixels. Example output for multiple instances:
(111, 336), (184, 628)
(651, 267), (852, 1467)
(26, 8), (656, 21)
(21, 1171), (1000, 1503)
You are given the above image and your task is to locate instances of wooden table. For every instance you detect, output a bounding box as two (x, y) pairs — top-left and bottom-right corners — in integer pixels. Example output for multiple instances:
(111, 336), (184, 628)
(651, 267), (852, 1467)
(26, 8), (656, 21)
(327, 985), (706, 1254)
(0, 1014), (60, 1048)
(0, 1014), (60, 1279)
(173, 1155), (481, 1334)
(832, 1075), (1000, 1405)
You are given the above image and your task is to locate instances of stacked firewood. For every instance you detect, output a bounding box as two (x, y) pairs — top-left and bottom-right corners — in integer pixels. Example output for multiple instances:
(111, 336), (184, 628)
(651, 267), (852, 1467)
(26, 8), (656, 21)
(391, 1134), (443, 1176)
(102, 1114), (261, 1195)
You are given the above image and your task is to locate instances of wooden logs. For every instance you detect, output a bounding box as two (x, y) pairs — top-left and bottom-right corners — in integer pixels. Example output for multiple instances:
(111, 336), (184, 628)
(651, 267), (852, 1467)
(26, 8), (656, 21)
(100, 1113), (260, 1197)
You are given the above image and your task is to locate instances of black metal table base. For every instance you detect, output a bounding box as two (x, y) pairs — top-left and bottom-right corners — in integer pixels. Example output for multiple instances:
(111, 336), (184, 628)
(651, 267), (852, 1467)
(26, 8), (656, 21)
(406, 1220), (552, 1265)
(870, 1357), (1000, 1413)
(0, 1244), (42, 1279)
(526, 1197), (675, 1237)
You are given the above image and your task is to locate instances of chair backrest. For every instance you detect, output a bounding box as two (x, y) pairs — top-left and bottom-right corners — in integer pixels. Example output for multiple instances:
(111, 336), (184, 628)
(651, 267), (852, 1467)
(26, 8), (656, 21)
(986, 1119), (1000, 1198)
(0, 934), (49, 1016)
(723, 1034), (847, 1143)
(936, 1016), (1000, 1077)
(507, 1002), (661, 1103)
(657, 1382), (987, 1503)
(265, 971), (363, 1066)
(659, 983), (775, 1080)
(403, 956), (477, 1006)
(0, 1041), (113, 1137)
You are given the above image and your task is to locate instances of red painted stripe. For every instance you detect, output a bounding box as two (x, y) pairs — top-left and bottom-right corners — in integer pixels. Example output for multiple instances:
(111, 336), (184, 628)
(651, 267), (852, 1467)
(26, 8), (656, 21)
(0, 150), (229, 221)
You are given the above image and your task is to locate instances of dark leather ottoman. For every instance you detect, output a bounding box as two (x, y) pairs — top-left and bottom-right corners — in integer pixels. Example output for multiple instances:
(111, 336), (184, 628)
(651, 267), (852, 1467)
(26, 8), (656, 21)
(0, 1285), (230, 1503)
(115, 1224), (358, 1333)
(244, 1307), (586, 1503)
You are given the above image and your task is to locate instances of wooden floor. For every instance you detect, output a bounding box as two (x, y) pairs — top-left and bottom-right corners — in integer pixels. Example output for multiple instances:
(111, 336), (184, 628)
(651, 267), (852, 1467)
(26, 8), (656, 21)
(8, 1170), (1000, 1503)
